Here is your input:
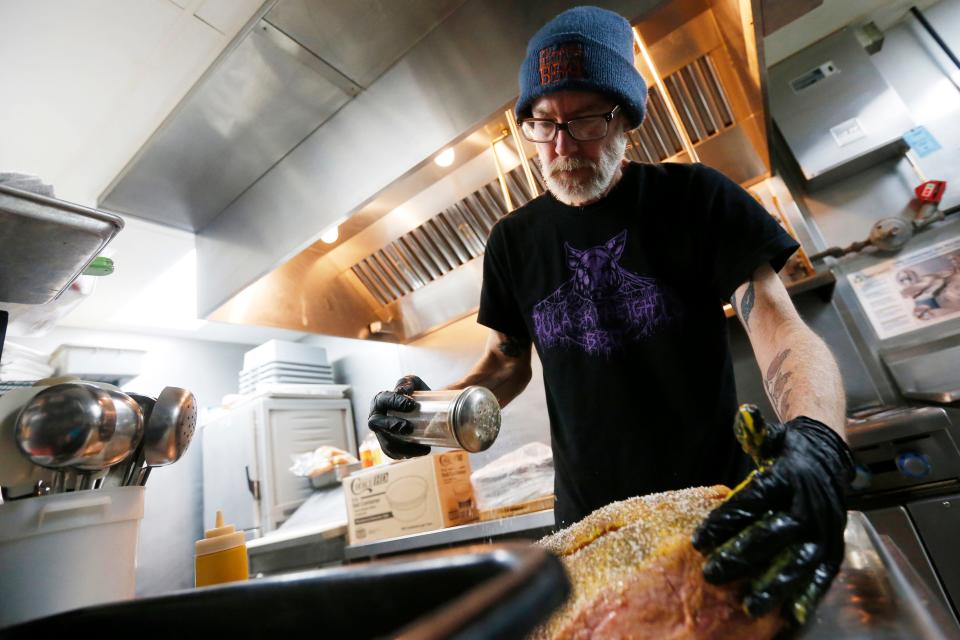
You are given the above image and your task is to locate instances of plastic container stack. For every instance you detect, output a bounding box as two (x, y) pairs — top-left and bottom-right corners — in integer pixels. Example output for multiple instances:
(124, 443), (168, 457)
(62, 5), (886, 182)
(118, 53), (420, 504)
(238, 340), (334, 394)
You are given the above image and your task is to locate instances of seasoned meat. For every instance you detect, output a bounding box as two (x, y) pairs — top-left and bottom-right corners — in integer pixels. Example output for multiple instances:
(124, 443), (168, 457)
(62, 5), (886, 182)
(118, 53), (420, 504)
(532, 486), (784, 640)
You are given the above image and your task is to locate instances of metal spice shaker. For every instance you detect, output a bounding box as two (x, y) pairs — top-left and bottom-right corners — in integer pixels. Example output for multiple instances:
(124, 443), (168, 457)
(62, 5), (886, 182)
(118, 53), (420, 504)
(386, 386), (501, 452)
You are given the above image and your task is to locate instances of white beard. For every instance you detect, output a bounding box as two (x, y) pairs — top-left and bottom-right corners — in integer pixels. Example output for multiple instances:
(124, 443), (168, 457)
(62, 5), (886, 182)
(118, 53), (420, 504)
(542, 127), (627, 206)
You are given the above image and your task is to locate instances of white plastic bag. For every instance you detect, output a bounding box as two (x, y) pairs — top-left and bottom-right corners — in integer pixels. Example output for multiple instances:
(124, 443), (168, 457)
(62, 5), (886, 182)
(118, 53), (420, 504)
(470, 442), (554, 510)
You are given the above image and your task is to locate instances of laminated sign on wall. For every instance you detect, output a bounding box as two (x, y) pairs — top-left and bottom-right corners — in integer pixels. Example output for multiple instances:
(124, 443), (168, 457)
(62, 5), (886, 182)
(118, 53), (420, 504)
(847, 236), (960, 340)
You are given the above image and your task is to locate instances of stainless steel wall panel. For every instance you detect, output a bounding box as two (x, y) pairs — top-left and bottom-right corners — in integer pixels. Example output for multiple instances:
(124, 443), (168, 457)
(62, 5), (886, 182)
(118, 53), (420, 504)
(389, 257), (485, 341)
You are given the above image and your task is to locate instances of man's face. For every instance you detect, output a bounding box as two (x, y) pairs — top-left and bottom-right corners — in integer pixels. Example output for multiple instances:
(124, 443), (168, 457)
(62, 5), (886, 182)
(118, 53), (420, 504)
(529, 90), (627, 206)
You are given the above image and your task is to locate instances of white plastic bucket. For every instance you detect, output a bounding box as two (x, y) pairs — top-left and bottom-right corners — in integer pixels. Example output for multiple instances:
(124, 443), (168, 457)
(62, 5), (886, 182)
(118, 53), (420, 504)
(0, 486), (144, 628)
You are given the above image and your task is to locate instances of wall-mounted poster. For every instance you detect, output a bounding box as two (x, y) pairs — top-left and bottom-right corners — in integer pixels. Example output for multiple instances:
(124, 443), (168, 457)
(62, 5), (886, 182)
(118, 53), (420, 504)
(847, 235), (960, 340)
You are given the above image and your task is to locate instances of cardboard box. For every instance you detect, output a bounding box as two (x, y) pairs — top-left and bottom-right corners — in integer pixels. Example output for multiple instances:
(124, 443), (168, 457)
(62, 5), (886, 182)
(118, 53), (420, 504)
(344, 451), (478, 545)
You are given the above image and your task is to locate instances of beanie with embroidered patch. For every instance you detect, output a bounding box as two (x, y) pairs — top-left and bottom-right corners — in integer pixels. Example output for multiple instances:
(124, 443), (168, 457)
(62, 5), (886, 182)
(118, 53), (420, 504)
(515, 6), (647, 129)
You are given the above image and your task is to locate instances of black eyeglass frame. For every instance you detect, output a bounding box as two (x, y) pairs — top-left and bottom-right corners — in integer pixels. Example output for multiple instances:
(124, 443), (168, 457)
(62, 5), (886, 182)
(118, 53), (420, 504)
(518, 105), (621, 143)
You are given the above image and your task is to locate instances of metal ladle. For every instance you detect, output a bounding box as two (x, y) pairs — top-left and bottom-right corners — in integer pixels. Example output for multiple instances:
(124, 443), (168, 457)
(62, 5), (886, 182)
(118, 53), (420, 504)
(117, 393), (155, 487)
(70, 385), (144, 490)
(136, 386), (197, 486)
(15, 383), (142, 492)
(0, 385), (55, 495)
(15, 383), (101, 491)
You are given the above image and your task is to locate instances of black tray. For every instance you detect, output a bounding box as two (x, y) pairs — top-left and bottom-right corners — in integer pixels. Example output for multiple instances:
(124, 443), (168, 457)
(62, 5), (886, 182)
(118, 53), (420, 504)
(1, 543), (569, 639)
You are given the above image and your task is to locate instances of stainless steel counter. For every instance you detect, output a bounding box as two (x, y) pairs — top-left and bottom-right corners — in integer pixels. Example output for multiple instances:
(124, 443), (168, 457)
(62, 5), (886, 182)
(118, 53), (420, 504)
(253, 498), (960, 638)
(800, 511), (957, 638)
(343, 510), (958, 638)
(344, 509), (556, 561)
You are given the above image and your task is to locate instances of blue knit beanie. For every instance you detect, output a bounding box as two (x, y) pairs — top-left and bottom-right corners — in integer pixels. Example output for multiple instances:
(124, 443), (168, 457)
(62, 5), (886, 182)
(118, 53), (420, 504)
(516, 6), (647, 130)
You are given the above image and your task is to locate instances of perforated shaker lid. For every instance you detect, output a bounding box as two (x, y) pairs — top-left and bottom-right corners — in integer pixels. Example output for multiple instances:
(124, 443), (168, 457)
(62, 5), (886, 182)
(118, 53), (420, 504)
(451, 386), (502, 452)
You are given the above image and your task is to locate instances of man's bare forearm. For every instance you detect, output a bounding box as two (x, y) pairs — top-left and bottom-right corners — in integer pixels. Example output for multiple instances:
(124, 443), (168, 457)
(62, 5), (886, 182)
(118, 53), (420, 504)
(760, 320), (846, 435)
(733, 266), (846, 437)
(445, 332), (533, 407)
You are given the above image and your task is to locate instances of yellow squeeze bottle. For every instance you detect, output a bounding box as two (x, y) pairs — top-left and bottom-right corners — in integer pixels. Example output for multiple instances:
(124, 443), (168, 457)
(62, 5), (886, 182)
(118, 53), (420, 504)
(195, 510), (249, 587)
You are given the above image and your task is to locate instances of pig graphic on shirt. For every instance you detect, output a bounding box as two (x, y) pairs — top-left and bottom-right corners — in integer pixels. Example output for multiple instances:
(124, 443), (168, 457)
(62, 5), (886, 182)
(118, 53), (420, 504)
(532, 230), (674, 356)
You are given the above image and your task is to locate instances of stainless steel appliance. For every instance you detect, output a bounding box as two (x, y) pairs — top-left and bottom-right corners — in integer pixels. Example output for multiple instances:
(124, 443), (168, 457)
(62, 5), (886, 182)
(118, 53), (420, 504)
(0, 184), (123, 305)
(847, 404), (960, 631)
(768, 28), (914, 190)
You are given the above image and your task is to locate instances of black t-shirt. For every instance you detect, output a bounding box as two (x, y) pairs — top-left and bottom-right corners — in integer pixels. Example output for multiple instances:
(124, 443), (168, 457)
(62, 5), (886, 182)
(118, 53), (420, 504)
(477, 161), (799, 526)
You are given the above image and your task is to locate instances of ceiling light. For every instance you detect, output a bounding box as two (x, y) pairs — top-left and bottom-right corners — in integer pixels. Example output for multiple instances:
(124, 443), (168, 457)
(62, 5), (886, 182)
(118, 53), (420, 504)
(434, 147), (455, 167)
(320, 225), (340, 244)
(319, 216), (348, 245)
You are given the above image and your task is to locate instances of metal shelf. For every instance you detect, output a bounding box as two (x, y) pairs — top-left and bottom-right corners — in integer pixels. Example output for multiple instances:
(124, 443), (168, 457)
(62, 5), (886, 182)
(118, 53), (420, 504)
(344, 509), (556, 561)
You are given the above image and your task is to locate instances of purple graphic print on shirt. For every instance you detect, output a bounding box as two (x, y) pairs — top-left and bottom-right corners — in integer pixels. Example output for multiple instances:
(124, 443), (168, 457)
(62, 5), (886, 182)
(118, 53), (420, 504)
(532, 230), (674, 356)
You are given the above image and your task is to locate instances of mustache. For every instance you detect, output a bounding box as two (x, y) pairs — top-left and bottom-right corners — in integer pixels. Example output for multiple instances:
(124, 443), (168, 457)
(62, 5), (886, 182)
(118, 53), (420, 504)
(546, 156), (598, 176)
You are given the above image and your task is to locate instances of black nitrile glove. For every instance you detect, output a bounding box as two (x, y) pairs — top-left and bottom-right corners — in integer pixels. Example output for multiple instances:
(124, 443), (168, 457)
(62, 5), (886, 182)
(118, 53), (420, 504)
(692, 404), (854, 626)
(367, 375), (432, 459)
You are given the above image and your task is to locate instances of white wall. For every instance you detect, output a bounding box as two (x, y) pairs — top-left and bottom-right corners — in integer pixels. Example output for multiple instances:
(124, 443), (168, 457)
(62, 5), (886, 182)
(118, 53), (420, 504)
(0, 0), (265, 206)
(10, 327), (252, 596)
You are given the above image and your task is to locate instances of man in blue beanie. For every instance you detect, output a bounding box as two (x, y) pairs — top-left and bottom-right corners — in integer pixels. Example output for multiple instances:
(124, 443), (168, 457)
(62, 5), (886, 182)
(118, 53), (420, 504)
(370, 6), (851, 626)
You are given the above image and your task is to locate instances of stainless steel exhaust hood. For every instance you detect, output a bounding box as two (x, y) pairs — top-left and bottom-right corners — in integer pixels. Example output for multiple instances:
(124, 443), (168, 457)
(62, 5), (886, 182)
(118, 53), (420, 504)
(768, 27), (914, 190)
(97, 0), (774, 344)
(99, 0), (469, 231)
(203, 0), (774, 344)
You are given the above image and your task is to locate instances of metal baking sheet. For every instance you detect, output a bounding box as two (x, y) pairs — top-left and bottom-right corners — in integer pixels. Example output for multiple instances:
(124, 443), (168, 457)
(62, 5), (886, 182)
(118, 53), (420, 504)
(0, 185), (124, 304)
(309, 461), (361, 489)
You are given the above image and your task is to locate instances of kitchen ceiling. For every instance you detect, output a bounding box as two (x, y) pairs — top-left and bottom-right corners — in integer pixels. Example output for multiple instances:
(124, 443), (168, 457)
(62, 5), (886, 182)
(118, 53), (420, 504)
(99, 0), (467, 231)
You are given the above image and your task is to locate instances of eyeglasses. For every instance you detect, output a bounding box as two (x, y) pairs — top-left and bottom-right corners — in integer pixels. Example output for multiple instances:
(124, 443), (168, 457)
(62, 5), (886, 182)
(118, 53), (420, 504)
(519, 105), (620, 143)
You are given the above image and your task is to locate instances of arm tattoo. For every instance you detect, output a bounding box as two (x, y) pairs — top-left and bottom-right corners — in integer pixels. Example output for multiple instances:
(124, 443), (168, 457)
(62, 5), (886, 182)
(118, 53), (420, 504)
(764, 348), (794, 420)
(498, 335), (530, 358)
(740, 279), (756, 327)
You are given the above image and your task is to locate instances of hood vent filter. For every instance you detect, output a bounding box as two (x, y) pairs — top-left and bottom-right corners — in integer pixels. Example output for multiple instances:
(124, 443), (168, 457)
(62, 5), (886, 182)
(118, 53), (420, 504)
(626, 52), (733, 163)
(351, 163), (544, 306)
(353, 53), (732, 306)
